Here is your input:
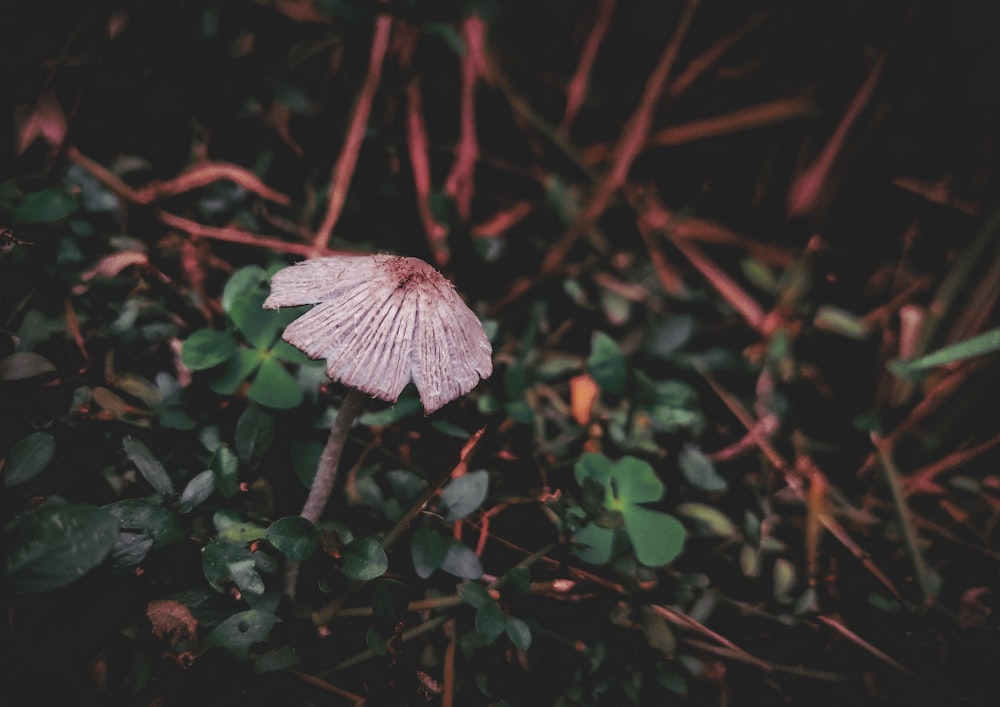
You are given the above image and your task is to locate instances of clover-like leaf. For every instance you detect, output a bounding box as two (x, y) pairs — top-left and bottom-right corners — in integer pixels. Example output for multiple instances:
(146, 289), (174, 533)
(622, 505), (685, 567)
(248, 356), (303, 409)
(181, 329), (238, 370)
(574, 452), (613, 488)
(610, 456), (664, 505)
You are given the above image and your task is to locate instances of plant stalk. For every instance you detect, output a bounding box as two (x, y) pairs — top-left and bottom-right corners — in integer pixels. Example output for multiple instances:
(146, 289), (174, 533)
(284, 388), (366, 597)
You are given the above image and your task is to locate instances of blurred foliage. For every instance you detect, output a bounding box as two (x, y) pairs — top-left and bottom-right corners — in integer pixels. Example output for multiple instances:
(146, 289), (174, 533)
(3, 1), (1000, 706)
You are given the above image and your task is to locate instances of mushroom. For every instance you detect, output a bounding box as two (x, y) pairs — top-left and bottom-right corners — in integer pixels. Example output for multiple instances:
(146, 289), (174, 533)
(264, 254), (492, 593)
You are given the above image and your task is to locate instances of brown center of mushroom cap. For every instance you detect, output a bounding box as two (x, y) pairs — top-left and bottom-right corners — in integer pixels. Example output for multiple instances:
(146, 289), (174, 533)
(381, 255), (450, 290)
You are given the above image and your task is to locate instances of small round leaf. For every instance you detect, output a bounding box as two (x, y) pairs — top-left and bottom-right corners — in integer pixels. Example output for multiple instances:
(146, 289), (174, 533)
(3, 502), (119, 593)
(266, 516), (319, 561)
(203, 609), (278, 660)
(3, 432), (55, 486)
(342, 536), (388, 580)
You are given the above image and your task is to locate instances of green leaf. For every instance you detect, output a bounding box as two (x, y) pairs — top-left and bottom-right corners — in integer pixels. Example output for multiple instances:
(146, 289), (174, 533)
(218, 522), (268, 543)
(203, 609), (278, 660)
(210, 444), (240, 499)
(248, 357), (303, 409)
(0, 352), (56, 381)
(676, 503), (736, 537)
(208, 347), (261, 394)
(3, 432), (55, 486)
(622, 506), (685, 567)
(12, 188), (78, 224)
(3, 502), (119, 593)
(342, 536), (388, 580)
(122, 437), (175, 495)
(773, 557), (796, 600)
(889, 326), (1000, 377)
(104, 498), (185, 547)
(611, 457), (664, 504)
(587, 332), (627, 395)
(574, 452), (613, 487)
(740, 544), (762, 578)
(230, 291), (282, 350)
(505, 616), (532, 651)
(647, 315), (695, 358)
(441, 470), (489, 521)
(475, 602), (506, 642)
(411, 527), (449, 579)
(572, 521), (616, 565)
(222, 266), (268, 314)
(266, 516), (318, 560)
(271, 339), (314, 365)
(458, 582), (492, 608)
(678, 445), (726, 492)
(253, 645), (300, 673)
(235, 406), (275, 468)
(178, 470), (216, 512)
(441, 540), (483, 580)
(496, 566), (531, 599)
(109, 531), (155, 567)
(202, 538), (265, 595)
(360, 396), (422, 426)
(181, 330), (238, 370)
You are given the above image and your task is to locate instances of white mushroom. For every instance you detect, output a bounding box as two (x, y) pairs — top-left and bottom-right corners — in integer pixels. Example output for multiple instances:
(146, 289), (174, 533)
(264, 254), (493, 596)
(265, 253), (492, 414)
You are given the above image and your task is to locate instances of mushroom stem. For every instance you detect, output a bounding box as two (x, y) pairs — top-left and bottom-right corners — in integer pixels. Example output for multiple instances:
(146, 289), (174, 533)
(302, 388), (366, 524)
(284, 388), (366, 597)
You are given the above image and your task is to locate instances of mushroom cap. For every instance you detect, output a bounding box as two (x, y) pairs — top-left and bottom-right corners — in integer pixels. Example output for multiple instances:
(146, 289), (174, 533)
(264, 254), (493, 414)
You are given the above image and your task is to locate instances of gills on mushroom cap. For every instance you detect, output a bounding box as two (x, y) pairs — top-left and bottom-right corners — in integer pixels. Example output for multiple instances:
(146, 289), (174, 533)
(264, 254), (493, 414)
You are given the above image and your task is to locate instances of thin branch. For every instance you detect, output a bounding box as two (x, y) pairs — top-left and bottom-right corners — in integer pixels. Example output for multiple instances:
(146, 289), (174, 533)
(873, 436), (935, 606)
(443, 16), (486, 223)
(584, 96), (815, 162)
(322, 614), (450, 674)
(787, 49), (887, 217)
(286, 669), (366, 706)
(697, 365), (903, 599)
(406, 78), (450, 267)
(816, 615), (923, 681)
(561, 0), (617, 130)
(904, 432), (1000, 496)
(490, 0), (700, 313)
(539, 0), (699, 279)
(313, 14), (393, 251)
(667, 9), (769, 100)
(67, 146), (290, 205)
(651, 603), (774, 673)
(158, 211), (342, 257)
